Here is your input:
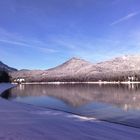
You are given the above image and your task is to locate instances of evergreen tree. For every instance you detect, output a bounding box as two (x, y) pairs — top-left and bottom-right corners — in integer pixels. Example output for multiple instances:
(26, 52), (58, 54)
(0, 71), (10, 82)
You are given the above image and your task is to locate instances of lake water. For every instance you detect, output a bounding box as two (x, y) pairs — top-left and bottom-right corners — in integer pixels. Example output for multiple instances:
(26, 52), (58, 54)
(3, 84), (140, 128)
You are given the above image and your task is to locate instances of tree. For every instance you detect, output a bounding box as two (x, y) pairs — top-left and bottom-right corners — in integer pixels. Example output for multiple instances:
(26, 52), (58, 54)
(0, 71), (10, 83)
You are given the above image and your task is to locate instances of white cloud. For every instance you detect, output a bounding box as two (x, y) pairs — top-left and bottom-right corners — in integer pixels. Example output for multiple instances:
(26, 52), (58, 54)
(0, 28), (58, 53)
(0, 39), (31, 47)
(111, 11), (139, 25)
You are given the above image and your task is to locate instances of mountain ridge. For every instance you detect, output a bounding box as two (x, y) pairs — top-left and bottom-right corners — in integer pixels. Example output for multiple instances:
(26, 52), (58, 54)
(10, 55), (140, 82)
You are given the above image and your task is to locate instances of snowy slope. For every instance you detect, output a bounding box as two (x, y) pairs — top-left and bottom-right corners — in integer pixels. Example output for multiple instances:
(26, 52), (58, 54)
(10, 55), (140, 82)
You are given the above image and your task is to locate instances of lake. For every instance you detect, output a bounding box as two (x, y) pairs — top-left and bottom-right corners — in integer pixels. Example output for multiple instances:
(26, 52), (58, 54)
(3, 83), (140, 128)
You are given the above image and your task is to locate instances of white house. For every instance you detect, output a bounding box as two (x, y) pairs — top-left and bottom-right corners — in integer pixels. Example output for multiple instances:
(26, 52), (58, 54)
(14, 78), (25, 83)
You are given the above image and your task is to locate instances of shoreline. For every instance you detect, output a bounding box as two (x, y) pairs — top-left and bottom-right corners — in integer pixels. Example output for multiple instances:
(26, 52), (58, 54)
(14, 81), (140, 85)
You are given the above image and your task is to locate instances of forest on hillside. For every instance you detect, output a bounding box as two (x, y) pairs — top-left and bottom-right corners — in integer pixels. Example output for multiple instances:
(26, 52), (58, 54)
(10, 69), (140, 82)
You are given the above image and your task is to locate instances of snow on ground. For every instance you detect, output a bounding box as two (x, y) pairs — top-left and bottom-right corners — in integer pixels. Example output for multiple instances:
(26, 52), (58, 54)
(0, 83), (16, 94)
(0, 83), (140, 140)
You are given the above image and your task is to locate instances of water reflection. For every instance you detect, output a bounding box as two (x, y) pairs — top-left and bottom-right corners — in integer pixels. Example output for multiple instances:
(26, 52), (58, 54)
(5, 84), (140, 128)
(9, 84), (140, 110)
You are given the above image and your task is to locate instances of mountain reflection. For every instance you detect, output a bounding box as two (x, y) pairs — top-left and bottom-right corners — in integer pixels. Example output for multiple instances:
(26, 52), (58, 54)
(10, 84), (140, 110)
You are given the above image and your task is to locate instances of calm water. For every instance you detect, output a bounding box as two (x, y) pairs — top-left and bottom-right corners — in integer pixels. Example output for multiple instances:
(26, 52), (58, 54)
(3, 84), (140, 128)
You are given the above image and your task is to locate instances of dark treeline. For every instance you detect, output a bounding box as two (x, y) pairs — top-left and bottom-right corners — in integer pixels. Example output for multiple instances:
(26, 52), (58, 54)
(0, 71), (10, 83)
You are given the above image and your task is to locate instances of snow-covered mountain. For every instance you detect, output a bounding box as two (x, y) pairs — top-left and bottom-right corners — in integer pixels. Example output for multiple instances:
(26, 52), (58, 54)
(46, 57), (93, 76)
(11, 57), (93, 81)
(10, 55), (140, 82)
(0, 61), (17, 72)
(48, 57), (92, 71)
(97, 55), (140, 72)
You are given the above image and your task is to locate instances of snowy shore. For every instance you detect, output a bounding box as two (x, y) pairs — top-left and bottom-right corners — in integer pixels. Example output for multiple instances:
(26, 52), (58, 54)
(0, 83), (16, 94)
(0, 83), (140, 140)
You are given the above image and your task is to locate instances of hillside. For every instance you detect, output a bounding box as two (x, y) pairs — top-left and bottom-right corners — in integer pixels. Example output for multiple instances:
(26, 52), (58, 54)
(10, 55), (140, 82)
(97, 55), (140, 72)
(11, 57), (93, 82)
(0, 61), (17, 72)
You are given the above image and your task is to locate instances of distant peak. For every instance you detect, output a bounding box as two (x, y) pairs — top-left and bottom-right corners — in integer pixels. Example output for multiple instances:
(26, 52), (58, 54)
(67, 57), (92, 64)
(115, 54), (140, 61)
(69, 57), (82, 61)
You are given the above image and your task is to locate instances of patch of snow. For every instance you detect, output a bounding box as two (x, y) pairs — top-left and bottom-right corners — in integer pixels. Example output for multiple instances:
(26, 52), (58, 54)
(0, 83), (16, 95)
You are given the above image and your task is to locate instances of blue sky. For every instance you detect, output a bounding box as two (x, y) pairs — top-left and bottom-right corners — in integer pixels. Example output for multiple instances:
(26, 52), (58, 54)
(0, 0), (140, 69)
